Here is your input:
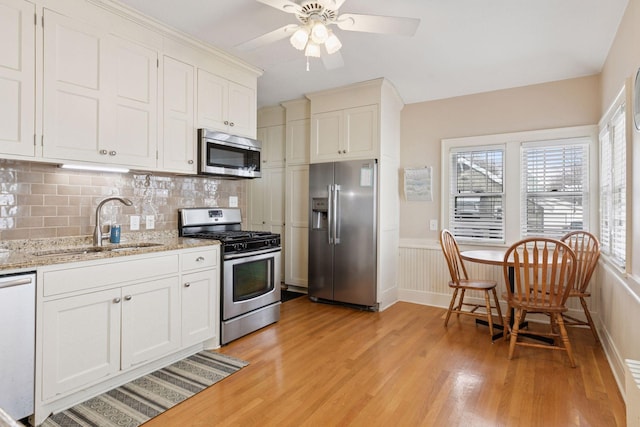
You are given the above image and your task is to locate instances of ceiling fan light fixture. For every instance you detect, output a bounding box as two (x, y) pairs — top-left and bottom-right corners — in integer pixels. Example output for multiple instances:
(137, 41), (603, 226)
(290, 28), (309, 50)
(324, 32), (342, 54)
(304, 41), (321, 58)
(310, 22), (329, 44)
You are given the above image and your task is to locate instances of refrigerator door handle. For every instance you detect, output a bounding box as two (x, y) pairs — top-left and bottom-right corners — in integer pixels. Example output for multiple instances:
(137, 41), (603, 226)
(327, 184), (334, 244)
(334, 184), (340, 244)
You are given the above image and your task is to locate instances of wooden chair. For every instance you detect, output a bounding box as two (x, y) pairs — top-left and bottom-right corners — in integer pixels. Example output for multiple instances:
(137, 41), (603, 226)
(503, 238), (578, 367)
(439, 229), (503, 339)
(560, 231), (601, 342)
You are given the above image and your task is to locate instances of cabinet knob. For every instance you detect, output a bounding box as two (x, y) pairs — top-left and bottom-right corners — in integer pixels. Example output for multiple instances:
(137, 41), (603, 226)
(124, 295), (132, 301)
(196, 256), (205, 262)
(342, 150), (347, 154)
(184, 282), (191, 288)
(224, 120), (229, 125)
(109, 151), (117, 156)
(262, 221), (266, 224)
(229, 122), (234, 127)
(100, 149), (108, 155)
(188, 160), (194, 164)
(113, 297), (121, 304)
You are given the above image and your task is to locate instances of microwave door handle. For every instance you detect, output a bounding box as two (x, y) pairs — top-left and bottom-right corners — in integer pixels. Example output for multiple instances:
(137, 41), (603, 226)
(333, 184), (340, 245)
(327, 185), (333, 244)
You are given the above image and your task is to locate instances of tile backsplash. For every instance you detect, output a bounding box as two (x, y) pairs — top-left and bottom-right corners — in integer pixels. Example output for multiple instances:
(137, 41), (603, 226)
(0, 160), (247, 241)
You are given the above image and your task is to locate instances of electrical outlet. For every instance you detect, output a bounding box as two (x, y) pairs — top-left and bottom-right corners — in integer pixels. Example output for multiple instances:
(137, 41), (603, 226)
(130, 215), (140, 231)
(229, 196), (238, 207)
(146, 215), (155, 230)
(430, 219), (438, 231)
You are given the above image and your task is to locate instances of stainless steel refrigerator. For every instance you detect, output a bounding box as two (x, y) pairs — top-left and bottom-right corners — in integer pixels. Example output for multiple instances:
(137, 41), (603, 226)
(308, 159), (377, 309)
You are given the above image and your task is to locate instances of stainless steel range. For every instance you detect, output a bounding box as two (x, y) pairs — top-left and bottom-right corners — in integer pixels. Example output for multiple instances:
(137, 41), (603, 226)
(178, 208), (281, 345)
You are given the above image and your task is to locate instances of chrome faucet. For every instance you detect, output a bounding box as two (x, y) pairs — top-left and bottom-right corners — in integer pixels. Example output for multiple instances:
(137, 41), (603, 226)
(93, 197), (133, 246)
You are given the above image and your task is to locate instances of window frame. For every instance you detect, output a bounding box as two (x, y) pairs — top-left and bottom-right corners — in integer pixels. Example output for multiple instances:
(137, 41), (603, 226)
(442, 125), (598, 246)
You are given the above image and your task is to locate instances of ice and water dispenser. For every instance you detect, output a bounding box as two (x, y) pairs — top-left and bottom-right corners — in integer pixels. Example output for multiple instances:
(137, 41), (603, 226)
(311, 198), (329, 230)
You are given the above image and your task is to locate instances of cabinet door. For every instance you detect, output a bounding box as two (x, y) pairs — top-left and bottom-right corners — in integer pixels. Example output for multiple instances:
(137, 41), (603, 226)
(310, 110), (342, 163)
(121, 277), (180, 369)
(181, 269), (217, 347)
(162, 56), (195, 173)
(107, 35), (158, 168)
(261, 124), (286, 168)
(42, 288), (121, 400)
(343, 105), (377, 159)
(227, 81), (256, 138)
(196, 68), (227, 132)
(0, 0), (35, 157)
(42, 9), (108, 162)
(286, 118), (309, 165)
(285, 165), (309, 287)
(248, 173), (267, 232)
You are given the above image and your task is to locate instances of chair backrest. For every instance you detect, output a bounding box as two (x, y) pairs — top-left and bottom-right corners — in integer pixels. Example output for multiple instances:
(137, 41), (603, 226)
(439, 229), (468, 285)
(503, 238), (577, 309)
(561, 231), (601, 293)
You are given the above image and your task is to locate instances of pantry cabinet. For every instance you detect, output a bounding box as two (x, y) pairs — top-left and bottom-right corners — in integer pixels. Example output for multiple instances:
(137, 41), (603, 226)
(285, 164), (309, 287)
(197, 68), (256, 138)
(310, 104), (378, 163)
(258, 124), (286, 168)
(42, 8), (159, 169)
(0, 0), (35, 157)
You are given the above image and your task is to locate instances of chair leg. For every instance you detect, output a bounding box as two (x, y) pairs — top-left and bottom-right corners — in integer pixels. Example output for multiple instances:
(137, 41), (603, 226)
(455, 289), (466, 317)
(491, 288), (503, 326)
(556, 313), (577, 368)
(579, 297), (599, 343)
(504, 303), (512, 341)
(508, 308), (523, 360)
(483, 290), (494, 337)
(444, 289), (459, 327)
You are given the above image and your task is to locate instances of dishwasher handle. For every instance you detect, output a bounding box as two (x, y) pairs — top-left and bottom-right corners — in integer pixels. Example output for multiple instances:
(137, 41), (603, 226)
(0, 277), (33, 289)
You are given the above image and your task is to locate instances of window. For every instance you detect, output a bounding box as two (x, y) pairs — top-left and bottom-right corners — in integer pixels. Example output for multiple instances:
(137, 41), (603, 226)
(449, 147), (504, 242)
(521, 139), (589, 238)
(442, 126), (596, 245)
(600, 101), (626, 269)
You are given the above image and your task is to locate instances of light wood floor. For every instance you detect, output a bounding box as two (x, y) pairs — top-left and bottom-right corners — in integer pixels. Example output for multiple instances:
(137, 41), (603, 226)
(145, 298), (625, 427)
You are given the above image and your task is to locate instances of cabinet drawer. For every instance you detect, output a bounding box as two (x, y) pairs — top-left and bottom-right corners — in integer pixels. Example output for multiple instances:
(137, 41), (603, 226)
(181, 247), (219, 272)
(43, 255), (180, 297)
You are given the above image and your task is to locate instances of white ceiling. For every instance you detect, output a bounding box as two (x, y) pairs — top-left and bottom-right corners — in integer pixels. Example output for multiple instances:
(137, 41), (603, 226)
(117, 0), (628, 108)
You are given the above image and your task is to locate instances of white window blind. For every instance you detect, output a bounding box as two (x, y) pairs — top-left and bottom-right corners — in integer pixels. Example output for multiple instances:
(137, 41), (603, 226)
(449, 147), (504, 241)
(521, 139), (589, 238)
(600, 103), (626, 268)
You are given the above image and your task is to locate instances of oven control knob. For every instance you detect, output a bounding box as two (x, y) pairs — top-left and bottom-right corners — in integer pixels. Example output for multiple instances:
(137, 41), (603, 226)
(271, 239), (278, 246)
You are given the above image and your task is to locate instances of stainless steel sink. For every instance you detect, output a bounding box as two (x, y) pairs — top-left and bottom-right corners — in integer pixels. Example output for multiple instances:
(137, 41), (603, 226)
(33, 242), (163, 257)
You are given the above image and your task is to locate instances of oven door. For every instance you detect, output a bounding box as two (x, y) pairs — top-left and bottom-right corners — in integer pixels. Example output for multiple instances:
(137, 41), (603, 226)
(222, 248), (281, 320)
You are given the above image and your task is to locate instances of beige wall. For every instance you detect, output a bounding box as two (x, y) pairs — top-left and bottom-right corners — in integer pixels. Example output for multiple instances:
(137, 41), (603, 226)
(399, 75), (601, 241)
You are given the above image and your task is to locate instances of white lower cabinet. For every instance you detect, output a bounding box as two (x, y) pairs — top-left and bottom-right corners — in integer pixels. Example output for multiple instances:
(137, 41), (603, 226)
(35, 245), (220, 425)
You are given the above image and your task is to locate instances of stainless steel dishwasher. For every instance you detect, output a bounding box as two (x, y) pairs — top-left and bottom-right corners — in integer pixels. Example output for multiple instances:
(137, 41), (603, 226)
(0, 272), (35, 421)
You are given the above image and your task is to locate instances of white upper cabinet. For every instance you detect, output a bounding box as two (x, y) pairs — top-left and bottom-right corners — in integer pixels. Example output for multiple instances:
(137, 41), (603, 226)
(162, 55), (196, 173)
(0, 0), (35, 157)
(197, 69), (256, 138)
(310, 104), (378, 163)
(286, 118), (310, 165)
(258, 124), (286, 168)
(42, 8), (158, 169)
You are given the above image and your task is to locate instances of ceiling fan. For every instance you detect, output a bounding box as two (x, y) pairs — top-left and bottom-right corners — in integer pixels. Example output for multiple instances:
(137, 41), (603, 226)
(236, 0), (420, 70)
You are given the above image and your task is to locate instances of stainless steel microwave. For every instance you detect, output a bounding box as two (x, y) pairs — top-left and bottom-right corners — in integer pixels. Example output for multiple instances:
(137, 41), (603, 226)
(198, 129), (261, 178)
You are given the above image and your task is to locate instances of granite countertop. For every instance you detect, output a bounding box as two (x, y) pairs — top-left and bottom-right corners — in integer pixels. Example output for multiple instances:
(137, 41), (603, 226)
(0, 231), (219, 272)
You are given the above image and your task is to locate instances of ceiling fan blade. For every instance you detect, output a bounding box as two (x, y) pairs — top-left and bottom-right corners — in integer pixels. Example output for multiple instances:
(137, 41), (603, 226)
(235, 24), (299, 51)
(326, 0), (347, 9)
(321, 50), (344, 70)
(336, 13), (420, 36)
(256, 0), (304, 15)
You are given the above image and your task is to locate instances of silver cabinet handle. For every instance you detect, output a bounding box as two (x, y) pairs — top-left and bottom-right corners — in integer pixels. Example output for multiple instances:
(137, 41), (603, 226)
(124, 295), (132, 301)
(188, 160), (194, 164)
(113, 297), (121, 304)
(184, 282), (191, 288)
(100, 149), (108, 155)
(0, 277), (32, 289)
(109, 151), (117, 156)
(196, 256), (205, 262)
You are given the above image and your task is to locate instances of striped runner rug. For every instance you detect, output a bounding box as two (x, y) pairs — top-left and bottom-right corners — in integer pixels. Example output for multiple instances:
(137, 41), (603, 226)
(42, 351), (248, 427)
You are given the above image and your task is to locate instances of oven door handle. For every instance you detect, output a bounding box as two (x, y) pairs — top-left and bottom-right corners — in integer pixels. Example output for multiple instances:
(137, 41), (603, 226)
(224, 247), (281, 260)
